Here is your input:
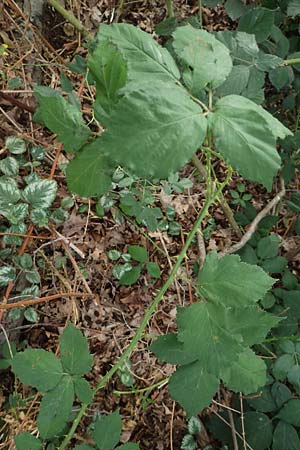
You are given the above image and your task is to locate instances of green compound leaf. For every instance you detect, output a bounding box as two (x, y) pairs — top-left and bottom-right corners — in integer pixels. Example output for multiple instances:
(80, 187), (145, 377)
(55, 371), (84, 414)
(73, 377), (94, 404)
(66, 140), (114, 197)
(34, 86), (91, 152)
(95, 23), (179, 83)
(91, 410), (122, 450)
(177, 302), (243, 374)
(0, 265), (16, 286)
(88, 40), (127, 126)
(0, 178), (21, 209)
(276, 399), (300, 427)
(169, 361), (219, 416)
(128, 245), (148, 263)
(209, 95), (285, 190)
(37, 374), (74, 439)
(14, 432), (42, 450)
(197, 252), (274, 307)
(238, 7), (275, 42)
(100, 81), (207, 179)
(272, 421), (300, 450)
(22, 179), (57, 209)
(149, 333), (198, 366)
(11, 349), (63, 392)
(172, 25), (232, 92)
(60, 323), (93, 376)
(221, 349), (266, 394)
(0, 156), (19, 176)
(119, 265), (142, 286)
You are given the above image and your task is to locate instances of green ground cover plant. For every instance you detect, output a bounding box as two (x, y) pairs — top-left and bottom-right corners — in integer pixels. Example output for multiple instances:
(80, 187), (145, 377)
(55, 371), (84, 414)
(1, 0), (300, 448)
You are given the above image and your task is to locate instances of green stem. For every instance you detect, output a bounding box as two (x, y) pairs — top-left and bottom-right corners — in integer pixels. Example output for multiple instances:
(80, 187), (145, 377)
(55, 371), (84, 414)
(165, 0), (175, 17)
(47, 0), (93, 40)
(282, 58), (300, 66)
(198, 0), (202, 28)
(114, 378), (169, 395)
(58, 191), (220, 450)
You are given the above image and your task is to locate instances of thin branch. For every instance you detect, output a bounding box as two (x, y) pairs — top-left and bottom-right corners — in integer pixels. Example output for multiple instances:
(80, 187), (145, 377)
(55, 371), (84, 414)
(0, 91), (35, 113)
(0, 292), (92, 310)
(221, 179), (286, 256)
(47, 0), (93, 40)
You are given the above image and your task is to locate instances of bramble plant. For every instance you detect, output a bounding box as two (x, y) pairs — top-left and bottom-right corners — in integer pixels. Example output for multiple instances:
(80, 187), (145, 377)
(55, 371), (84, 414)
(2, 0), (300, 447)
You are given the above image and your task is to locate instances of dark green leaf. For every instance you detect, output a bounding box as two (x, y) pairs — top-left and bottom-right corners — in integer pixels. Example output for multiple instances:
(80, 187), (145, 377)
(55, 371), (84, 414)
(115, 444), (140, 450)
(287, 1), (300, 17)
(239, 412), (273, 450)
(60, 72), (73, 93)
(269, 66), (294, 90)
(149, 333), (198, 365)
(273, 354), (294, 380)
(169, 361), (219, 416)
(155, 17), (178, 36)
(246, 386), (277, 412)
(225, 0), (247, 20)
(238, 7), (275, 42)
(197, 252), (274, 307)
(271, 382), (292, 409)
(34, 86), (91, 152)
(66, 140), (114, 197)
(60, 323), (93, 376)
(0, 266), (16, 286)
(262, 256), (287, 274)
(74, 377), (94, 403)
(14, 432), (42, 450)
(216, 65), (250, 96)
(277, 399), (300, 426)
(99, 81), (207, 180)
(273, 421), (300, 450)
(256, 235), (281, 259)
(146, 262), (161, 278)
(12, 349), (63, 392)
(91, 410), (122, 450)
(119, 266), (141, 286)
(73, 445), (95, 450)
(37, 374), (74, 439)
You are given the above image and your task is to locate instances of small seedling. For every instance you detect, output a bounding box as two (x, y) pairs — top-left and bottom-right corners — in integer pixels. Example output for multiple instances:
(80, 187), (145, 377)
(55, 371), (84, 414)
(230, 183), (252, 208)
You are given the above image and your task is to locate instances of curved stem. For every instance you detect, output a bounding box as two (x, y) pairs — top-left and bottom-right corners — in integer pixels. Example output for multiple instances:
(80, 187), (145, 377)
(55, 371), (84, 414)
(58, 190), (220, 450)
(165, 0), (175, 17)
(282, 58), (300, 66)
(47, 0), (93, 40)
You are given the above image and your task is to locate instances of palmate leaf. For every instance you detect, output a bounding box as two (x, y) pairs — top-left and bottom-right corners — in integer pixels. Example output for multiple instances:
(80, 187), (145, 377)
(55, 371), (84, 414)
(169, 361), (219, 416)
(88, 40), (127, 126)
(221, 348), (267, 394)
(172, 25), (232, 92)
(37, 374), (74, 439)
(197, 252), (275, 307)
(66, 140), (114, 197)
(99, 81), (207, 179)
(209, 95), (290, 190)
(34, 86), (91, 152)
(95, 23), (179, 83)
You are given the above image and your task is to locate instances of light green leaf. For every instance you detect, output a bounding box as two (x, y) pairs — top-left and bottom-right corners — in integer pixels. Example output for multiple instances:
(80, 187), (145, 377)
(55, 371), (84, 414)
(100, 81), (207, 179)
(91, 410), (122, 450)
(172, 25), (232, 91)
(14, 432), (42, 450)
(29, 209), (49, 227)
(66, 140), (114, 197)
(5, 136), (26, 154)
(169, 361), (219, 416)
(23, 179), (57, 209)
(222, 349), (266, 394)
(88, 40), (127, 126)
(209, 95), (282, 190)
(37, 374), (74, 439)
(269, 66), (294, 90)
(3, 203), (28, 225)
(239, 412), (273, 450)
(149, 333), (198, 365)
(128, 245), (147, 263)
(95, 23), (179, 83)
(177, 302), (243, 374)
(11, 349), (63, 392)
(273, 421), (300, 450)
(74, 377), (94, 403)
(276, 399), (300, 426)
(216, 65), (250, 96)
(287, 0), (300, 17)
(60, 323), (92, 376)
(197, 252), (274, 307)
(0, 265), (16, 286)
(34, 86), (91, 152)
(238, 7), (274, 42)
(0, 178), (21, 209)
(0, 156), (19, 176)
